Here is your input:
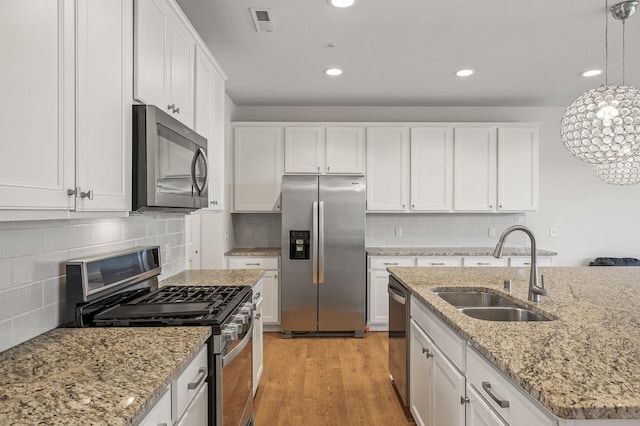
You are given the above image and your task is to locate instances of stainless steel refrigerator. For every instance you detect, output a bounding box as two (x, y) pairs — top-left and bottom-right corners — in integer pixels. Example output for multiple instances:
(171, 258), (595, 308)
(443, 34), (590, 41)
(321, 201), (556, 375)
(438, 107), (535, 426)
(281, 175), (366, 337)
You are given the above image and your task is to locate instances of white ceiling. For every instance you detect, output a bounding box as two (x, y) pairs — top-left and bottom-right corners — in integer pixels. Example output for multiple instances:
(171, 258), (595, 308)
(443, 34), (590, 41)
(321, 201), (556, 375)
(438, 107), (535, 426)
(176, 0), (640, 107)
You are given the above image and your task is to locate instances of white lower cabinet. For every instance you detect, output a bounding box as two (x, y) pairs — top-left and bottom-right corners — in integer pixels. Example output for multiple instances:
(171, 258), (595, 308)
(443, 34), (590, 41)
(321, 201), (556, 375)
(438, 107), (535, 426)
(175, 383), (208, 426)
(410, 319), (465, 426)
(252, 279), (264, 396)
(466, 384), (508, 426)
(409, 294), (557, 426)
(139, 385), (172, 426)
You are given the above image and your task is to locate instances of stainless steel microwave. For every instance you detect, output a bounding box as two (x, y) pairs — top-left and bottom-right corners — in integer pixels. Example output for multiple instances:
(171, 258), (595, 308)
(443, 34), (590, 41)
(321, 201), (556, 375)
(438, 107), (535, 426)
(133, 105), (209, 211)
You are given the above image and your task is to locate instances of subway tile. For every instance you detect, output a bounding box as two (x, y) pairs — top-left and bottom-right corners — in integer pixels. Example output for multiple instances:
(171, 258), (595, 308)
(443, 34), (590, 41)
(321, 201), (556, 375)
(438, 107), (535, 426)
(44, 276), (65, 306)
(0, 320), (11, 353)
(123, 221), (148, 240)
(43, 224), (92, 252)
(397, 215), (421, 225)
(90, 221), (124, 245)
(157, 234), (174, 249)
(12, 303), (62, 347)
(0, 283), (43, 322)
(11, 251), (68, 286)
(167, 219), (184, 234)
(0, 260), (11, 292)
(68, 241), (135, 261)
(136, 236), (159, 248)
(148, 220), (167, 236)
(0, 228), (43, 259)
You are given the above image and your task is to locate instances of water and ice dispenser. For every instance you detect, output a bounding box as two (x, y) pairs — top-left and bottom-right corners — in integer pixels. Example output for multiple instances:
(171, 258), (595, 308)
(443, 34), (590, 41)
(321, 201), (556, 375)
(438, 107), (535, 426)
(289, 230), (310, 260)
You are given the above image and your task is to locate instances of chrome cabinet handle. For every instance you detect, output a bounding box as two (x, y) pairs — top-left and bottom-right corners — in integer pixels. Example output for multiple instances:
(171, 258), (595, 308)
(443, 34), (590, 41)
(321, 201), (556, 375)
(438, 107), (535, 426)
(246, 263), (261, 266)
(430, 262), (445, 266)
(482, 382), (510, 408)
(80, 190), (93, 200)
(210, 200), (218, 206)
(477, 262), (491, 265)
(187, 367), (207, 390)
(383, 262), (399, 266)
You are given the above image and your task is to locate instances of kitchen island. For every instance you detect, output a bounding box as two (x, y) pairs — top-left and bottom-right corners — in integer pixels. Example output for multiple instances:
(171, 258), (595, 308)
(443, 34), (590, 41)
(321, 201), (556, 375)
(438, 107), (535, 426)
(0, 327), (210, 425)
(389, 266), (640, 422)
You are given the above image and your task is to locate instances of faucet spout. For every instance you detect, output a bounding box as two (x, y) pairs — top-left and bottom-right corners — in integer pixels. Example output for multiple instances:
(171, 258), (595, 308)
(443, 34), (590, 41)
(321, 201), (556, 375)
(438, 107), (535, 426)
(493, 225), (547, 302)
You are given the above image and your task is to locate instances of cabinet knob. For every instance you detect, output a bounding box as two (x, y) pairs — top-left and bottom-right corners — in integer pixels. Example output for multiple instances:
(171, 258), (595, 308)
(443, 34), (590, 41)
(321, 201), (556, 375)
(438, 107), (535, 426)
(402, 204), (406, 208)
(327, 166), (330, 172)
(80, 189), (94, 200)
(210, 200), (218, 206)
(175, 106), (180, 114)
(489, 204), (493, 208)
(460, 396), (470, 405)
(167, 104), (175, 111)
(499, 204), (503, 209)
(67, 187), (79, 197)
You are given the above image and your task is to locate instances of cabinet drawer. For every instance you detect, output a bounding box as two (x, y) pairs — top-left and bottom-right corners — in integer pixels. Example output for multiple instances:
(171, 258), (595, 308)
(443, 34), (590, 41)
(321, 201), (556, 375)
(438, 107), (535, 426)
(415, 256), (462, 267)
(509, 257), (552, 267)
(466, 348), (555, 426)
(174, 345), (208, 421)
(227, 257), (278, 270)
(139, 385), (172, 426)
(369, 256), (414, 269)
(462, 257), (506, 267)
(410, 296), (465, 372)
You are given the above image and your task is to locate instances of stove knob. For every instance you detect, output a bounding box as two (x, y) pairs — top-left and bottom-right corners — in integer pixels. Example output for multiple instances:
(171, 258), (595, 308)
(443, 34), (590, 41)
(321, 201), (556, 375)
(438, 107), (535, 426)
(234, 313), (249, 325)
(223, 324), (240, 341)
(240, 306), (252, 317)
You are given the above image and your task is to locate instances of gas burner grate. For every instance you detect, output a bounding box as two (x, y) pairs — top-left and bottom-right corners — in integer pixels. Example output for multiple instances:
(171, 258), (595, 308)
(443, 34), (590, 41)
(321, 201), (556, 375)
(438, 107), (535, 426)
(138, 285), (247, 306)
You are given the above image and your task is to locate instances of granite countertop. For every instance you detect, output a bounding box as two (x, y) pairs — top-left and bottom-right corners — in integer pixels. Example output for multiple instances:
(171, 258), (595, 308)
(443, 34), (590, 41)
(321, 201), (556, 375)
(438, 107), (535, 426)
(0, 327), (211, 425)
(367, 246), (558, 257)
(161, 269), (264, 287)
(225, 247), (281, 257)
(388, 266), (640, 420)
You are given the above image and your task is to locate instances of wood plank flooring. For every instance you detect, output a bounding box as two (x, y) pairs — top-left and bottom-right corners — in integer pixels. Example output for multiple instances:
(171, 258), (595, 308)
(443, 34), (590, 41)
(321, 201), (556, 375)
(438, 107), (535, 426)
(253, 332), (415, 426)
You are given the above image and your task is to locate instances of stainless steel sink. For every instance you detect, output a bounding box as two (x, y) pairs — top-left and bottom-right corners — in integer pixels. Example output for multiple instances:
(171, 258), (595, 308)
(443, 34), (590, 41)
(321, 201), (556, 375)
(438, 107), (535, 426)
(433, 289), (554, 322)
(459, 307), (552, 322)
(433, 291), (518, 308)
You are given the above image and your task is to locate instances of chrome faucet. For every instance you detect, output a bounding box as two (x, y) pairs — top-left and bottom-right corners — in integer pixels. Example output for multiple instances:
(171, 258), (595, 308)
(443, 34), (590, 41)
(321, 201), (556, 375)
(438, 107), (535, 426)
(493, 225), (548, 302)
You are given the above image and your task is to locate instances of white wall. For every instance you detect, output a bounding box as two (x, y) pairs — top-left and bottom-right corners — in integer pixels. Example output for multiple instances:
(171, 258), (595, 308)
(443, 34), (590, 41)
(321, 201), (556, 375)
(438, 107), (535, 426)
(234, 106), (640, 266)
(0, 214), (187, 352)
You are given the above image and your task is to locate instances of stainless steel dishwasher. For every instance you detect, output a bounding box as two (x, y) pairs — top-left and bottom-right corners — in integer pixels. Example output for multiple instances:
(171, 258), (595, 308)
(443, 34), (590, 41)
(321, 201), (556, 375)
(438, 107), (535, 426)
(388, 276), (410, 407)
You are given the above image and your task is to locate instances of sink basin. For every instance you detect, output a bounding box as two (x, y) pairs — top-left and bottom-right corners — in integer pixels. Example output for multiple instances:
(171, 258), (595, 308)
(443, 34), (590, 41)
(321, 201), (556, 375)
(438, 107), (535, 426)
(433, 289), (554, 322)
(433, 291), (518, 308)
(459, 307), (552, 322)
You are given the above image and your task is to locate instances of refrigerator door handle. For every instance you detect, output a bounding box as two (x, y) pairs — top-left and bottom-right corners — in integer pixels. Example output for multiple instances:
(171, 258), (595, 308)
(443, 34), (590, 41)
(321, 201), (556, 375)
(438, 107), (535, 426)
(312, 201), (318, 284)
(318, 200), (325, 284)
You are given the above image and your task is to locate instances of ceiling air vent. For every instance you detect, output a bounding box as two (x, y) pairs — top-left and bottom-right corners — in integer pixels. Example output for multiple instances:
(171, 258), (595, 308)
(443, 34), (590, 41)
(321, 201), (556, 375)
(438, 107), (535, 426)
(250, 8), (274, 33)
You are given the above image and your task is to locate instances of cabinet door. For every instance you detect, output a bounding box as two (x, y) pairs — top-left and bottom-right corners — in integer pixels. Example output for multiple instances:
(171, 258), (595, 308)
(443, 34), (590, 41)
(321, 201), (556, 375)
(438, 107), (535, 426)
(466, 384), (508, 426)
(139, 385), (172, 426)
(432, 343), (466, 426)
(253, 294), (264, 396)
(454, 128), (497, 211)
(410, 320), (434, 426)
(176, 383), (208, 426)
(410, 127), (453, 211)
(169, 15), (195, 127)
(0, 0), (75, 210)
(75, 0), (132, 211)
(234, 127), (283, 212)
(497, 128), (539, 212)
(326, 127), (365, 174)
(195, 46), (225, 210)
(284, 127), (325, 174)
(367, 270), (390, 325)
(262, 270), (280, 325)
(366, 127), (410, 211)
(134, 0), (170, 108)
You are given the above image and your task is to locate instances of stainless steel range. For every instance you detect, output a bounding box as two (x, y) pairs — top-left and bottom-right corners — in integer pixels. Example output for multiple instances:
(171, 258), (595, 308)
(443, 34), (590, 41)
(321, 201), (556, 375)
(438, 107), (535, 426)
(65, 246), (254, 426)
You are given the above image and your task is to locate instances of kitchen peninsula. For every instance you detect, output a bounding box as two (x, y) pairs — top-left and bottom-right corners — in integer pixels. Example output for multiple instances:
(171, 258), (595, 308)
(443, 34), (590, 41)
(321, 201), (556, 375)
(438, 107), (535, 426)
(389, 265), (640, 423)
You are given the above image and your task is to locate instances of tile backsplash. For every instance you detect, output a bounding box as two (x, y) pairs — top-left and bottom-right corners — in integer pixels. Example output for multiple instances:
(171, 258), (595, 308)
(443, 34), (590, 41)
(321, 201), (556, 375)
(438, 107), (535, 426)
(232, 212), (527, 249)
(0, 214), (187, 353)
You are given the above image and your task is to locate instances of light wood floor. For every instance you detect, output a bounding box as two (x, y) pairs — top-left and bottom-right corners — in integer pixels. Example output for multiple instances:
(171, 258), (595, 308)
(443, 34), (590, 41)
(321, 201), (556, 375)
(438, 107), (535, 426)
(253, 332), (415, 426)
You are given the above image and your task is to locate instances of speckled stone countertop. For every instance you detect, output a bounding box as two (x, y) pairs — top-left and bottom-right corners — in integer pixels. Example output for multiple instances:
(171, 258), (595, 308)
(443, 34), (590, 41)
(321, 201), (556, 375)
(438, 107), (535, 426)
(225, 247), (281, 257)
(367, 246), (558, 257)
(389, 266), (640, 420)
(161, 269), (264, 287)
(0, 327), (211, 425)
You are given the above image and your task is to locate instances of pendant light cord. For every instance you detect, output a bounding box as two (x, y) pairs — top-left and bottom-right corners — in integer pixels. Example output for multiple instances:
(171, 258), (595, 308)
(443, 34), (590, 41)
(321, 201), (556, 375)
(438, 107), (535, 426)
(623, 18), (626, 84)
(605, 0), (609, 85)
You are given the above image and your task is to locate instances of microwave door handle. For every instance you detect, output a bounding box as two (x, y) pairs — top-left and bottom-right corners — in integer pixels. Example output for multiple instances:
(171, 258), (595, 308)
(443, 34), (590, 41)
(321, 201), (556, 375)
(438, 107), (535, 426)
(198, 147), (209, 193)
(190, 148), (208, 196)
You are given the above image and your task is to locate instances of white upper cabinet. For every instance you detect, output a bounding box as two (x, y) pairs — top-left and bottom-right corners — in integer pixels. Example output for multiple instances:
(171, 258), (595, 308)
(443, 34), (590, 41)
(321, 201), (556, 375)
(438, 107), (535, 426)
(135, 0), (195, 127)
(326, 127), (365, 174)
(366, 127), (410, 211)
(411, 127), (454, 212)
(454, 127), (498, 212)
(0, 0), (131, 214)
(194, 46), (226, 210)
(0, 0), (75, 210)
(234, 127), (283, 212)
(75, 0), (132, 211)
(283, 126), (364, 174)
(497, 127), (539, 212)
(284, 127), (325, 174)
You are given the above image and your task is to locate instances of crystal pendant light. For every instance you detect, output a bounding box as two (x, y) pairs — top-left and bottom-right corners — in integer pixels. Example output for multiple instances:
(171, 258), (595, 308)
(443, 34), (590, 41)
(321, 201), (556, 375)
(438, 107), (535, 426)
(560, 1), (640, 165)
(594, 156), (640, 184)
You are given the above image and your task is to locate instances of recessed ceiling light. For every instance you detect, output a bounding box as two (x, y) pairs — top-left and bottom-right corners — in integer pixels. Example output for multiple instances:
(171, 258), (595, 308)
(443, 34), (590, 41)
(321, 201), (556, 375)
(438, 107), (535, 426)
(581, 69), (603, 77)
(325, 68), (343, 76)
(328, 0), (357, 7)
(455, 69), (474, 77)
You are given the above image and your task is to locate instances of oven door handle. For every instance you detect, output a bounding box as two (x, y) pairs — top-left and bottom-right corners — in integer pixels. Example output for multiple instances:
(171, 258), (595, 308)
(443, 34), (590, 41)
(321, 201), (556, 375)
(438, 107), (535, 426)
(222, 322), (253, 367)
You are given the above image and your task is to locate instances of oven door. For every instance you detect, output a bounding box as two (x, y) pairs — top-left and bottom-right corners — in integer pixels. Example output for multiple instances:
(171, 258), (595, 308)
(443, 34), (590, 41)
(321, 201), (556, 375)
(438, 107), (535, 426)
(216, 323), (254, 426)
